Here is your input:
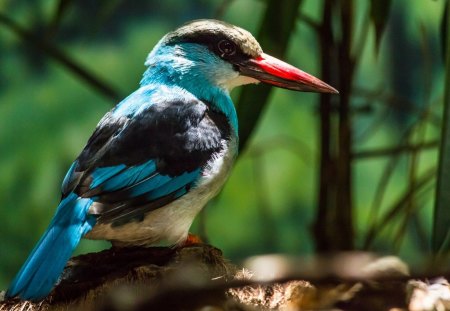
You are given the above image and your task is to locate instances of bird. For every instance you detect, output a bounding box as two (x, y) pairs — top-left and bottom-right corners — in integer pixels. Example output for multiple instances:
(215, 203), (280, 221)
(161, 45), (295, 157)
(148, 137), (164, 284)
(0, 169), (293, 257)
(6, 19), (338, 301)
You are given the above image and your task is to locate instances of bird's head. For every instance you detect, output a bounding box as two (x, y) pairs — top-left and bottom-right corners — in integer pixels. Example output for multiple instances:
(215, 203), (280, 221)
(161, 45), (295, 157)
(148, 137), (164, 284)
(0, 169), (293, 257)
(143, 19), (338, 94)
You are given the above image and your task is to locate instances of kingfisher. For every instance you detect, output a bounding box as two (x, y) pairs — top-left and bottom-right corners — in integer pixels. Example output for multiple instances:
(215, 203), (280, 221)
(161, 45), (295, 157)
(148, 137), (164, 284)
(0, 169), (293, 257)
(6, 19), (337, 301)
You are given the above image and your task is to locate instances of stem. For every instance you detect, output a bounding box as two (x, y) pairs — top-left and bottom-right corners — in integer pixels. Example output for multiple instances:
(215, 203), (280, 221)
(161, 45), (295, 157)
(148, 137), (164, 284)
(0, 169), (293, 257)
(432, 0), (450, 255)
(335, 0), (355, 250)
(352, 140), (438, 159)
(313, 0), (335, 252)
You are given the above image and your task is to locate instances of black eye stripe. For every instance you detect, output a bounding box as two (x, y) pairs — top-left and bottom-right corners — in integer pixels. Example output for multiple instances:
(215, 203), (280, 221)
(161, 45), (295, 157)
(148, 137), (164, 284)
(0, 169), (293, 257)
(168, 33), (250, 63)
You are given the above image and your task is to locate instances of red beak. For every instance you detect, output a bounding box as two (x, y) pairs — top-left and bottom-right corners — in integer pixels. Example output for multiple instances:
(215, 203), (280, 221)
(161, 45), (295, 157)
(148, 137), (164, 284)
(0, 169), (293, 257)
(237, 53), (338, 94)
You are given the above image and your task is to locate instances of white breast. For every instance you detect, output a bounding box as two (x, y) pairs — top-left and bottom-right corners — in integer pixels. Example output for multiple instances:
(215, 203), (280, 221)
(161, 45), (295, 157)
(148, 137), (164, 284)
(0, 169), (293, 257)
(85, 136), (238, 247)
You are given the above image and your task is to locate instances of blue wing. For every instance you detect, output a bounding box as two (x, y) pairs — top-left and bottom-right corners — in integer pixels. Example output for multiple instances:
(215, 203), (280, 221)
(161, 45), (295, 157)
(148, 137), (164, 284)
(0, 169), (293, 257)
(62, 86), (231, 226)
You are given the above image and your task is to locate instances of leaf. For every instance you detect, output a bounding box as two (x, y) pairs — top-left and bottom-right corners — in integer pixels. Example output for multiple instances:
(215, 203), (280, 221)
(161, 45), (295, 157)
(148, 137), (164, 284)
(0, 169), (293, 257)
(236, 0), (303, 151)
(433, 1), (450, 255)
(370, 0), (392, 52)
(364, 168), (436, 249)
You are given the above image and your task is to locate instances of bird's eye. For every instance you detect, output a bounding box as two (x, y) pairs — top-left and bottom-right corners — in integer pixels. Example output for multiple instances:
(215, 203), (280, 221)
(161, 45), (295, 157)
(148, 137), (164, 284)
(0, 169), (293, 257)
(217, 40), (236, 57)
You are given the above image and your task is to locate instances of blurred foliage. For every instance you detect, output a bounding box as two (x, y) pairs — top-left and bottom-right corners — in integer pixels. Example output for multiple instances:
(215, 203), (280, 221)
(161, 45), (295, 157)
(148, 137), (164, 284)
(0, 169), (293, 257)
(0, 0), (448, 290)
(236, 0), (302, 151)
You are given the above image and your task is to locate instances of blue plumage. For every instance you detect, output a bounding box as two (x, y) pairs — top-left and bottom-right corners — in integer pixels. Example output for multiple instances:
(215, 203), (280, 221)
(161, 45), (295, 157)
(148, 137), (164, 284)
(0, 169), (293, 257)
(90, 162), (155, 192)
(6, 193), (95, 300)
(89, 164), (127, 190)
(146, 169), (200, 200)
(141, 43), (239, 132)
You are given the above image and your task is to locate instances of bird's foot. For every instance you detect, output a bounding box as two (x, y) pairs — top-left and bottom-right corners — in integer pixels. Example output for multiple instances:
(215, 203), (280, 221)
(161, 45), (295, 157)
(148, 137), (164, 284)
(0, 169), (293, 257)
(182, 233), (203, 247)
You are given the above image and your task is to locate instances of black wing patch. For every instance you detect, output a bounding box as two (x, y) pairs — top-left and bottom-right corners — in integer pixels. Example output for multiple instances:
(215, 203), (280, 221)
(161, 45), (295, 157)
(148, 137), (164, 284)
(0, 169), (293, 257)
(61, 97), (231, 226)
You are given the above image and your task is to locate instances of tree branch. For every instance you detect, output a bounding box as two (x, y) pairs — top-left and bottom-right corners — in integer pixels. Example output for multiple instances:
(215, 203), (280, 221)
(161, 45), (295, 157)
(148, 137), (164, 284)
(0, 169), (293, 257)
(0, 12), (122, 102)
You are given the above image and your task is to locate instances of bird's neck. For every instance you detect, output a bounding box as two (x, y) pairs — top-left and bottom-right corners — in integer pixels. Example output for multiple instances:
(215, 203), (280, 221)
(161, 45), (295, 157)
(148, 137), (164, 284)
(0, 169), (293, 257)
(140, 44), (239, 134)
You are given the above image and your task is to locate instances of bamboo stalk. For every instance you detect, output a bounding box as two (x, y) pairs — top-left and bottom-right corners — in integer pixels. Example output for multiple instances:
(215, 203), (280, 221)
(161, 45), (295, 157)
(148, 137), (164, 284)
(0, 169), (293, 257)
(432, 1), (450, 256)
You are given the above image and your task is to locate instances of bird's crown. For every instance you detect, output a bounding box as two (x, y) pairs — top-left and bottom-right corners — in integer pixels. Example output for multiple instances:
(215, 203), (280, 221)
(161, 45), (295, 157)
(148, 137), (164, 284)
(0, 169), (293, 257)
(163, 19), (263, 61)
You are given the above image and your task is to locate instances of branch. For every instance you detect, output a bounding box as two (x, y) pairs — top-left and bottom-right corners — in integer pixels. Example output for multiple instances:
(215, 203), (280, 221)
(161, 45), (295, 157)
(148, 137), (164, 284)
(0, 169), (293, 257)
(297, 12), (321, 31)
(352, 140), (439, 159)
(0, 12), (122, 102)
(1, 245), (449, 311)
(352, 87), (442, 126)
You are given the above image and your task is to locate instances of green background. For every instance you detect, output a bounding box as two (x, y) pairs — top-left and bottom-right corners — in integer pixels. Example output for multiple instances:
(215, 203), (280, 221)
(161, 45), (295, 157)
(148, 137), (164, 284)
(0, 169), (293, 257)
(0, 0), (447, 290)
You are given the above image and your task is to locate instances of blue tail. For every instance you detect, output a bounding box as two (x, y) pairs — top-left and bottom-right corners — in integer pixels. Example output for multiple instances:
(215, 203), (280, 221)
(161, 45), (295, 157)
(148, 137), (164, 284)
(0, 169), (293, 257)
(6, 193), (96, 301)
